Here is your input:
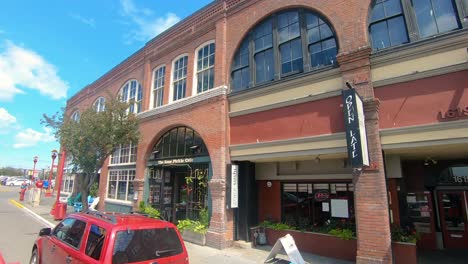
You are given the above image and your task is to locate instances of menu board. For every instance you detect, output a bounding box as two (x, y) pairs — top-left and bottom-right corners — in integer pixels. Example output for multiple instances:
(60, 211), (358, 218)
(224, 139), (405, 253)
(406, 193), (432, 233)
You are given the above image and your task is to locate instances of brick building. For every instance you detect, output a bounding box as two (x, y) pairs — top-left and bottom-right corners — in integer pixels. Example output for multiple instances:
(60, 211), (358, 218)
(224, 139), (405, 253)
(64, 0), (468, 263)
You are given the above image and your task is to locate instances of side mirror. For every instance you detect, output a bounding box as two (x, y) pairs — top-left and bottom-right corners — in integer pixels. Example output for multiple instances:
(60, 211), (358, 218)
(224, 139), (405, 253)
(39, 228), (52, 236)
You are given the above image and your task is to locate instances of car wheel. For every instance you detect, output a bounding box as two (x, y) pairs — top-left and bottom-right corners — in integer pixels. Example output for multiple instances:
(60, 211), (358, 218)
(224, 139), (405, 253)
(30, 248), (39, 264)
(10, 183), (14, 186)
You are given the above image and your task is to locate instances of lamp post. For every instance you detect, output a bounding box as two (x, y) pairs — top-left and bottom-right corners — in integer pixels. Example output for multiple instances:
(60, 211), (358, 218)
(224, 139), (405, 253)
(32, 156), (38, 183)
(45, 150), (57, 197)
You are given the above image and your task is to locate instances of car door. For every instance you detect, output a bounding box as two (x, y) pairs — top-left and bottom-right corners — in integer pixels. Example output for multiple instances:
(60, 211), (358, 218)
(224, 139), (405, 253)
(44, 218), (87, 264)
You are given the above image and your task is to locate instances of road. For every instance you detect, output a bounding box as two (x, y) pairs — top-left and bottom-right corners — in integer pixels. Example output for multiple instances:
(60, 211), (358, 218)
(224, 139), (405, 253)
(0, 185), (47, 264)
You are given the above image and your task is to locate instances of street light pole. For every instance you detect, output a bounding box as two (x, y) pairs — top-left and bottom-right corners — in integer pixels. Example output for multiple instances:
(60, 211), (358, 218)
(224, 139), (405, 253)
(32, 156), (38, 183)
(51, 150), (67, 220)
(46, 150), (57, 197)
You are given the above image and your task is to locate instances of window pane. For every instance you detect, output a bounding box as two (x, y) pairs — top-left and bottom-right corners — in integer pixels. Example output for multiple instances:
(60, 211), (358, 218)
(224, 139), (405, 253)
(371, 1), (386, 22)
(86, 224), (107, 260)
(384, 0), (403, 17)
(388, 16), (409, 46)
(413, 0), (439, 37)
(432, 0), (459, 33)
(370, 21), (390, 50)
(306, 13), (319, 28)
(308, 27), (320, 44)
(319, 23), (333, 39)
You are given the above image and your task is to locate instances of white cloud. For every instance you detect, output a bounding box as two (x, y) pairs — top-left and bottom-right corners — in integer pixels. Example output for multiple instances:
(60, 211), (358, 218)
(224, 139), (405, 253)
(13, 127), (55, 148)
(0, 41), (69, 101)
(0, 108), (17, 133)
(70, 14), (96, 28)
(120, 0), (180, 43)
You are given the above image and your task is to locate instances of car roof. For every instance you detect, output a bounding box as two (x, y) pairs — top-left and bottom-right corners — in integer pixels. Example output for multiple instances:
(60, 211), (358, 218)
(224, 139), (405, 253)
(69, 211), (175, 229)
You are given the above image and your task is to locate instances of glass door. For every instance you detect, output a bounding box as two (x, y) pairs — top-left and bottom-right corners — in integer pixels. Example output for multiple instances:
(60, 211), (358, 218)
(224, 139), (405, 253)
(437, 191), (468, 249)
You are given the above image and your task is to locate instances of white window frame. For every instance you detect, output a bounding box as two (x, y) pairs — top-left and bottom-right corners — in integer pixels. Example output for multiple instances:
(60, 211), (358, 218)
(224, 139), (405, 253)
(71, 110), (80, 122)
(169, 54), (189, 103)
(150, 65), (166, 109)
(192, 40), (216, 95)
(93, 97), (106, 112)
(109, 143), (137, 165)
(106, 169), (135, 202)
(119, 79), (143, 113)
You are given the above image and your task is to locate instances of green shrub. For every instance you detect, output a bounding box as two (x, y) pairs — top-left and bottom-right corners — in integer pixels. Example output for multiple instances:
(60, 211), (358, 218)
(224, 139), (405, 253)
(137, 201), (160, 219)
(177, 219), (208, 234)
(328, 228), (355, 240)
(259, 220), (295, 230)
(89, 182), (99, 197)
(391, 225), (419, 243)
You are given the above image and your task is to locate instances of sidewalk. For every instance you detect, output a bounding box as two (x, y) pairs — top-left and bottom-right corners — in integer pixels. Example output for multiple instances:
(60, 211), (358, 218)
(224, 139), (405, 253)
(16, 189), (353, 264)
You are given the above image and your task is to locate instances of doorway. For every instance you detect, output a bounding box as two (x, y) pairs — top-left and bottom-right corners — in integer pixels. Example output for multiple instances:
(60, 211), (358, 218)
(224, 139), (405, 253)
(437, 191), (468, 249)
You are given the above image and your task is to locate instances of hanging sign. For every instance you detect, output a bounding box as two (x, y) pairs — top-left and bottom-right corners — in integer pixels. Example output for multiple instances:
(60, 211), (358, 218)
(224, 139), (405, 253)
(231, 164), (239, 208)
(342, 88), (369, 168)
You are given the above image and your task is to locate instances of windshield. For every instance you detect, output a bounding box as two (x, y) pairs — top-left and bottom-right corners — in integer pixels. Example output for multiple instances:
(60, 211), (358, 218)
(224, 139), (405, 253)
(112, 227), (183, 263)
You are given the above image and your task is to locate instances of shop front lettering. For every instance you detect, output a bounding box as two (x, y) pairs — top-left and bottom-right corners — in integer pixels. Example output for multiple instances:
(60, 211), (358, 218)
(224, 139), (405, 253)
(349, 130), (358, 158)
(345, 95), (355, 124)
(453, 175), (468, 184)
(157, 158), (194, 165)
(439, 107), (468, 121)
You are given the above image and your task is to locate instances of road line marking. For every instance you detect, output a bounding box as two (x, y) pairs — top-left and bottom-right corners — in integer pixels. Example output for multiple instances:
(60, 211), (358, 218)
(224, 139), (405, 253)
(9, 199), (55, 228)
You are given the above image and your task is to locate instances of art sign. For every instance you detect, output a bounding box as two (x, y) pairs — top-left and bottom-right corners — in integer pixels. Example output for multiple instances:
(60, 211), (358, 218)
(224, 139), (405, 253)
(342, 88), (369, 168)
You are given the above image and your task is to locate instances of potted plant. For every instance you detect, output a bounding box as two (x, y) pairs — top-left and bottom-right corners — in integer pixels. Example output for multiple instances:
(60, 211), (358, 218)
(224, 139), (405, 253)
(177, 208), (209, 246)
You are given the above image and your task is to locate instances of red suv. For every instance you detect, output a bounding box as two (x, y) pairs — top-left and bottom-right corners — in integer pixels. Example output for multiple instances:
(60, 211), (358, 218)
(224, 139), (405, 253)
(29, 211), (189, 264)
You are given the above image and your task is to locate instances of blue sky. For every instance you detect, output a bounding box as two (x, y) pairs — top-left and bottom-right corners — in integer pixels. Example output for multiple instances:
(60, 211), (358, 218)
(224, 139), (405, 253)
(0, 0), (212, 172)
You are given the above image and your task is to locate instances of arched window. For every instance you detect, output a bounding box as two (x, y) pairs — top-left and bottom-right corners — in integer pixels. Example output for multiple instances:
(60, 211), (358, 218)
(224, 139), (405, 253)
(195, 42), (216, 93)
(231, 8), (338, 92)
(93, 97), (106, 112)
(369, 0), (464, 51)
(172, 55), (188, 102)
(119, 79), (143, 113)
(71, 110), (80, 122)
(150, 127), (208, 160)
(152, 65), (165, 108)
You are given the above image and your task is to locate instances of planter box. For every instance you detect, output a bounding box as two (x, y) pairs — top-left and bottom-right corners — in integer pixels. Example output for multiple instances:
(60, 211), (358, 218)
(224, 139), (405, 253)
(182, 230), (206, 246)
(264, 228), (417, 264)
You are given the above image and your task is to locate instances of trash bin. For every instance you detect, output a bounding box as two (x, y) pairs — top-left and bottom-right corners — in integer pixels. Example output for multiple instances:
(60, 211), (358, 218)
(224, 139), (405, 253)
(54, 202), (67, 221)
(19, 188), (26, 201)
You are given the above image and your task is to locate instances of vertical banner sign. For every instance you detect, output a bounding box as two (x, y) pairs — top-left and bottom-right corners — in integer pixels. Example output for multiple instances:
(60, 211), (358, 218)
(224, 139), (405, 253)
(231, 164), (239, 208)
(342, 89), (370, 168)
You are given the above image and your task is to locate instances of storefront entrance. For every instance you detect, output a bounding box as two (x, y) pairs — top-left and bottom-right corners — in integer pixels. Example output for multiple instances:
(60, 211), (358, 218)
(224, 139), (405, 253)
(437, 191), (468, 249)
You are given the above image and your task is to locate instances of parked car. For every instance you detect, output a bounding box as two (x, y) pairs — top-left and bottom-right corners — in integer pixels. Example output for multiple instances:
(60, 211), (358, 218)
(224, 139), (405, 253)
(30, 211), (189, 264)
(1, 176), (11, 185)
(5, 178), (29, 186)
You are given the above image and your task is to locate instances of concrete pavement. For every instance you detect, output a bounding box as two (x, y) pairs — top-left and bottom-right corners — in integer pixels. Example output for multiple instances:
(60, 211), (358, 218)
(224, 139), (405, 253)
(7, 186), (353, 264)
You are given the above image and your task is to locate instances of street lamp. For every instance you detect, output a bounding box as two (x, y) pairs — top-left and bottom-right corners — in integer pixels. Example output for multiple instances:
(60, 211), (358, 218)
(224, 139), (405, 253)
(32, 156), (38, 183)
(45, 150), (57, 197)
(51, 151), (67, 220)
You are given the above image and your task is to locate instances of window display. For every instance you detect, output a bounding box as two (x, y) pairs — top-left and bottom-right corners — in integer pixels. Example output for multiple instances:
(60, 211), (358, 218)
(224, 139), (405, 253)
(406, 192), (432, 233)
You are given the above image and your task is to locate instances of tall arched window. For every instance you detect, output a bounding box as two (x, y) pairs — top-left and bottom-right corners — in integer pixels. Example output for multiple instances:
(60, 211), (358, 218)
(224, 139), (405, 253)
(119, 79), (143, 113)
(93, 97), (106, 112)
(152, 65), (165, 108)
(369, 0), (464, 51)
(196, 42), (216, 93)
(71, 110), (80, 122)
(231, 8), (338, 92)
(172, 55), (188, 102)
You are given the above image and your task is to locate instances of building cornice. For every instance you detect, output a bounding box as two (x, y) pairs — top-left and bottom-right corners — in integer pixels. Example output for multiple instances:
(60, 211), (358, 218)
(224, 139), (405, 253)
(138, 86), (228, 121)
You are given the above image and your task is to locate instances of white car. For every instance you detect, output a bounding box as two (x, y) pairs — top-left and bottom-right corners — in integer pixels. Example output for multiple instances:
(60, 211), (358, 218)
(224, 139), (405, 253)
(5, 178), (29, 186)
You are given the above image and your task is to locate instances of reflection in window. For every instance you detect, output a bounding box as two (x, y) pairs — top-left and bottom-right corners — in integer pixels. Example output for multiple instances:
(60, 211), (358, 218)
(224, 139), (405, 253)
(231, 9), (338, 92)
(197, 43), (216, 93)
(110, 144), (137, 165)
(369, 0), (409, 50)
(173, 56), (188, 101)
(71, 110), (80, 122)
(150, 127), (208, 159)
(107, 169), (135, 201)
(413, 0), (459, 38)
(93, 97), (106, 112)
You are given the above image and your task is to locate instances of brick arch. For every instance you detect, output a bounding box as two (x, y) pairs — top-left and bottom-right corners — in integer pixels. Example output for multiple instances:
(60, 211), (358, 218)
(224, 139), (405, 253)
(143, 124), (212, 161)
(226, 0), (371, 71)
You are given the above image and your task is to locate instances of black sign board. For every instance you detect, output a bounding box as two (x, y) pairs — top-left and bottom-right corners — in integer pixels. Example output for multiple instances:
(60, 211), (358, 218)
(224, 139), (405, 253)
(342, 89), (369, 168)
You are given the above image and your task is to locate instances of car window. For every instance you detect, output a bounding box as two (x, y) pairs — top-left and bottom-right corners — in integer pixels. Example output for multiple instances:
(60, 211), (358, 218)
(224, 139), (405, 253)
(52, 218), (86, 248)
(112, 227), (183, 264)
(85, 224), (107, 260)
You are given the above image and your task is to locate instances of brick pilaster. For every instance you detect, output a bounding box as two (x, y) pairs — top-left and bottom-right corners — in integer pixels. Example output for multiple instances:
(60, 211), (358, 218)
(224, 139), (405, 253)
(338, 48), (393, 264)
(132, 179), (145, 211)
(206, 179), (234, 249)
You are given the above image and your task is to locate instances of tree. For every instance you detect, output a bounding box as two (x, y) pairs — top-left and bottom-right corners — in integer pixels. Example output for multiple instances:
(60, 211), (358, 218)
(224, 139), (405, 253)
(42, 96), (139, 209)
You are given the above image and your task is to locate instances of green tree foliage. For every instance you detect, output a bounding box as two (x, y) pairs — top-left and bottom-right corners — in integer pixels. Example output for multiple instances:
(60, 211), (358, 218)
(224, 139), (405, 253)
(0, 167), (24, 176)
(41, 95), (139, 209)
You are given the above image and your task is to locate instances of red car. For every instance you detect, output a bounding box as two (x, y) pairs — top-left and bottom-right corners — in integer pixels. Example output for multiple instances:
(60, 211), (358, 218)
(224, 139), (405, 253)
(29, 211), (189, 264)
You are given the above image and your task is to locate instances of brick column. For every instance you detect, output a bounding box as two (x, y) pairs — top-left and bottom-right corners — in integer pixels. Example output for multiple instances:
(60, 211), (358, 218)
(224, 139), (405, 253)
(338, 48), (393, 264)
(132, 179), (145, 211)
(353, 99), (392, 264)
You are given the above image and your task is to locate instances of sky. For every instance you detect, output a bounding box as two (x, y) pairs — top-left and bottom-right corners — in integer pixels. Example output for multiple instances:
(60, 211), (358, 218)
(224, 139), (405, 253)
(0, 0), (213, 172)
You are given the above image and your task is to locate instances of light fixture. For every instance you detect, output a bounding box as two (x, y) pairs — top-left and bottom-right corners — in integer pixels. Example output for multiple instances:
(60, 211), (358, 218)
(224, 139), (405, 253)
(424, 157), (437, 166)
(315, 155), (321, 164)
(152, 150), (160, 154)
(189, 145), (199, 149)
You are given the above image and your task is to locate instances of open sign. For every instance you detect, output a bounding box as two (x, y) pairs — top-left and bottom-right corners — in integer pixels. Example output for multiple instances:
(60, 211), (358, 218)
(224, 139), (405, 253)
(314, 190), (330, 201)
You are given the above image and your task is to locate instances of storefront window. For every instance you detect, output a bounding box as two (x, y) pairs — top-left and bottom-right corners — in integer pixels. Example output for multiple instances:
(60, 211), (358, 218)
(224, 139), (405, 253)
(281, 182), (354, 230)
